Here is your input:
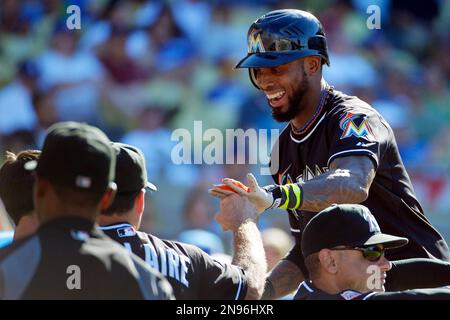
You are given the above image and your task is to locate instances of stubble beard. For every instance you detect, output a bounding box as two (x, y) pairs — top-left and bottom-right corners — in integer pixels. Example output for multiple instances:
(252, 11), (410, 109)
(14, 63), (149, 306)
(271, 68), (309, 123)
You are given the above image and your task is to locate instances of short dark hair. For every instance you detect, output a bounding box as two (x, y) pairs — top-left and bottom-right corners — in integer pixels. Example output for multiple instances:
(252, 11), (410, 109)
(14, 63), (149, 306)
(102, 191), (140, 216)
(304, 253), (321, 280)
(0, 150), (41, 225)
(50, 181), (106, 211)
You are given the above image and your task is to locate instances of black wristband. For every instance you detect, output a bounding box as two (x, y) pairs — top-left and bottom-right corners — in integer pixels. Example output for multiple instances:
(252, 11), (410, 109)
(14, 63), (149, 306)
(264, 184), (303, 210)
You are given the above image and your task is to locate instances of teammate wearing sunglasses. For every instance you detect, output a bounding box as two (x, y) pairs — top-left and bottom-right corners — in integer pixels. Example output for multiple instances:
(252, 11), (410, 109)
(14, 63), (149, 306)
(294, 204), (450, 300)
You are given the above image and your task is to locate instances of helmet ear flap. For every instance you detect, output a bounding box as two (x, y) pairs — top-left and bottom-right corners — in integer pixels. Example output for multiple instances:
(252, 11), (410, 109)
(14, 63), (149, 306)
(249, 68), (260, 89)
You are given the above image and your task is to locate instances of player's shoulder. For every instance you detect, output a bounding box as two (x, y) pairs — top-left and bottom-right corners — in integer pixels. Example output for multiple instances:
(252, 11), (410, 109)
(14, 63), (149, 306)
(85, 233), (162, 277)
(79, 233), (127, 262)
(326, 89), (394, 135)
(164, 236), (208, 259)
(74, 229), (148, 274)
(137, 230), (174, 250)
(327, 88), (381, 119)
(140, 231), (204, 259)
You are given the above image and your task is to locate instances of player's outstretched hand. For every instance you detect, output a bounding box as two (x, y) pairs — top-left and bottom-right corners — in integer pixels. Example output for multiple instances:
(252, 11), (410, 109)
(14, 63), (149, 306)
(215, 194), (258, 231)
(208, 178), (249, 198)
(209, 173), (274, 214)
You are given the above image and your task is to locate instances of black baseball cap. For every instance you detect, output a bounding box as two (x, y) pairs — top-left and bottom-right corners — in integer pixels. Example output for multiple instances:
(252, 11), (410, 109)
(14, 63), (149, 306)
(301, 204), (409, 258)
(113, 143), (157, 194)
(25, 122), (116, 194)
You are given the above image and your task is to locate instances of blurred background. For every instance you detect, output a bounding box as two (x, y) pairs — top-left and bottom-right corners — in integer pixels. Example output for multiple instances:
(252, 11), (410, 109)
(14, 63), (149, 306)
(0, 0), (449, 266)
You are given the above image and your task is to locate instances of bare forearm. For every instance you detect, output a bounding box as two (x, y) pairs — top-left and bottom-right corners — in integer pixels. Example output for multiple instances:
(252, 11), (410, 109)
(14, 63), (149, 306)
(300, 168), (370, 212)
(302, 156), (375, 212)
(263, 259), (304, 299)
(232, 221), (267, 300)
(270, 156), (375, 213)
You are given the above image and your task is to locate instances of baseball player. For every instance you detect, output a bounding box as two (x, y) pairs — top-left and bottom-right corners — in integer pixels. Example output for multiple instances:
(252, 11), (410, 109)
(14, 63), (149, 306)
(295, 204), (450, 300)
(0, 150), (41, 242)
(97, 143), (266, 300)
(0, 122), (173, 299)
(210, 9), (450, 299)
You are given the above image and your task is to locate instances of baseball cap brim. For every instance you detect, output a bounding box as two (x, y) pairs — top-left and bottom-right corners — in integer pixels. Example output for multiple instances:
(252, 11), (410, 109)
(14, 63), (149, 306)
(362, 233), (409, 249)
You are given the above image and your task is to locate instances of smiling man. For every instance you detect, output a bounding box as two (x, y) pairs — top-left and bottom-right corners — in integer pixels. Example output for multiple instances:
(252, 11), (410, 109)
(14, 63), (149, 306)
(210, 9), (450, 299)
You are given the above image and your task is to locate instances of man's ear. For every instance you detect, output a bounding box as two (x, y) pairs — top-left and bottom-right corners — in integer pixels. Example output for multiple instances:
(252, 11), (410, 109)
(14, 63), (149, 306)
(304, 56), (321, 76)
(100, 182), (117, 211)
(135, 189), (145, 215)
(318, 249), (338, 274)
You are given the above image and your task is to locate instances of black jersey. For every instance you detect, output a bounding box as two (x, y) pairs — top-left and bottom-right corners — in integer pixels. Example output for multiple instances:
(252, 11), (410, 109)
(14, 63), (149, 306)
(99, 222), (248, 300)
(271, 86), (450, 272)
(294, 280), (450, 300)
(0, 217), (173, 300)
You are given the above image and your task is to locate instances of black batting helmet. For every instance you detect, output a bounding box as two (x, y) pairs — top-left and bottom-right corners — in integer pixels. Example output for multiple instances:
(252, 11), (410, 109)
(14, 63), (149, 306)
(236, 9), (330, 89)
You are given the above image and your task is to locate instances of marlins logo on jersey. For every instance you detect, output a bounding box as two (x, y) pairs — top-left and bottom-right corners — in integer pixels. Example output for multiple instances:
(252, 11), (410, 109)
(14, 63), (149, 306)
(339, 112), (373, 140)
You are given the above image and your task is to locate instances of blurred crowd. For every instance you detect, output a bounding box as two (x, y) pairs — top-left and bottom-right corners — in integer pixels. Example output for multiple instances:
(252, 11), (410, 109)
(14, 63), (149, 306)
(0, 0), (449, 253)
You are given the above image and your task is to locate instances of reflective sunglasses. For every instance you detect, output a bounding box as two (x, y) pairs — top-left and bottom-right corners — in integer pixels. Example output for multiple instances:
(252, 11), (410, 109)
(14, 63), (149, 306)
(331, 245), (386, 262)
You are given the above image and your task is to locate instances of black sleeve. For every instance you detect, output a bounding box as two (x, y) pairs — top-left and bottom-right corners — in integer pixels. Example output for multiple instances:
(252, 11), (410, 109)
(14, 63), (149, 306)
(327, 106), (390, 170)
(188, 244), (248, 300)
(386, 258), (450, 291)
(366, 288), (450, 300)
